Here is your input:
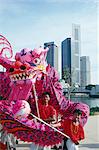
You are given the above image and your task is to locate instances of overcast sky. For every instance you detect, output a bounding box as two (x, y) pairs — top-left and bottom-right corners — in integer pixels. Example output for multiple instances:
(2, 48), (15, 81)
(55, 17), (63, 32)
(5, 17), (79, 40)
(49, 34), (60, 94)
(0, 0), (98, 84)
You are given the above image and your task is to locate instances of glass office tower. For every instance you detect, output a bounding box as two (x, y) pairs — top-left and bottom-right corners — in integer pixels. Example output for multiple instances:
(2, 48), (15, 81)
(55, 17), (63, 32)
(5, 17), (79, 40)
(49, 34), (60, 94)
(44, 42), (61, 78)
(61, 24), (81, 85)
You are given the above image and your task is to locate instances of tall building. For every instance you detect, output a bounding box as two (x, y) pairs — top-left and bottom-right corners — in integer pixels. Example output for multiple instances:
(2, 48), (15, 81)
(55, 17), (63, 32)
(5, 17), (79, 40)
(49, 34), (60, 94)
(61, 24), (80, 84)
(44, 42), (61, 78)
(61, 24), (81, 85)
(80, 56), (91, 87)
(71, 24), (81, 85)
(61, 38), (71, 84)
(44, 42), (54, 67)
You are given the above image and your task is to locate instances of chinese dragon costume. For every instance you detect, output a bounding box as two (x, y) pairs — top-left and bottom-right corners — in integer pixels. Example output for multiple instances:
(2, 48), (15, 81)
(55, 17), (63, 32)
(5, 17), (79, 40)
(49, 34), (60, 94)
(0, 34), (89, 147)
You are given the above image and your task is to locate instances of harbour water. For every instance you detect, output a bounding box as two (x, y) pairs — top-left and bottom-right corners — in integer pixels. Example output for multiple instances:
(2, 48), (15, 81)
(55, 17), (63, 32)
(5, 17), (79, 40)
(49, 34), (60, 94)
(70, 96), (99, 108)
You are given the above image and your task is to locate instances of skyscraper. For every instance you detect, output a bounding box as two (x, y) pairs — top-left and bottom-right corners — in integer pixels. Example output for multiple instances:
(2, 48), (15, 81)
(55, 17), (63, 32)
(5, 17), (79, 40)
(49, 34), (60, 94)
(61, 24), (81, 85)
(61, 38), (71, 84)
(44, 42), (61, 78)
(80, 56), (91, 87)
(71, 24), (81, 85)
(44, 42), (55, 67)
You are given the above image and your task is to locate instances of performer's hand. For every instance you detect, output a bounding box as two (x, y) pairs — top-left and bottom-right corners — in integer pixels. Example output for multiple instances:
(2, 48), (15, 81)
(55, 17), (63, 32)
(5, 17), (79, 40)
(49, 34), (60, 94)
(50, 122), (61, 128)
(44, 117), (55, 122)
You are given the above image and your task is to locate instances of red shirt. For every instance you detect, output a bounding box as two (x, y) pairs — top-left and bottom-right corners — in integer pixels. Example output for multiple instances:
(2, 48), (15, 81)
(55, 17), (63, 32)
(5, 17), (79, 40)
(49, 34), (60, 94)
(38, 103), (56, 120)
(62, 119), (85, 144)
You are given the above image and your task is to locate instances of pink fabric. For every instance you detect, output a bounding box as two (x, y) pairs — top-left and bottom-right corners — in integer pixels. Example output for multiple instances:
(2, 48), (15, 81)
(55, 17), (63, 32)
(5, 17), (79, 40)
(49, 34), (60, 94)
(8, 81), (32, 101)
(0, 34), (13, 59)
(13, 100), (31, 119)
(15, 48), (32, 63)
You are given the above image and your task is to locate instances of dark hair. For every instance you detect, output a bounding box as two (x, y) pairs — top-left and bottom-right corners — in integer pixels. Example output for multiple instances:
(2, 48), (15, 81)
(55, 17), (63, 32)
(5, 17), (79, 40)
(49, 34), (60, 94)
(73, 109), (82, 115)
(42, 92), (50, 97)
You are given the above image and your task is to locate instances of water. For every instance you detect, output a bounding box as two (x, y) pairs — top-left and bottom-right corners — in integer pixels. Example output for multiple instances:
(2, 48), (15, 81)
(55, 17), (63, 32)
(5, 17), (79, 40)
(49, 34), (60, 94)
(70, 96), (99, 108)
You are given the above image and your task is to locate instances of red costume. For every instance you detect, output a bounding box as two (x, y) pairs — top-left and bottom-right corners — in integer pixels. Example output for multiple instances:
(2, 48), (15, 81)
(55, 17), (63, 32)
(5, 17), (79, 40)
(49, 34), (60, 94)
(62, 119), (85, 144)
(38, 103), (56, 120)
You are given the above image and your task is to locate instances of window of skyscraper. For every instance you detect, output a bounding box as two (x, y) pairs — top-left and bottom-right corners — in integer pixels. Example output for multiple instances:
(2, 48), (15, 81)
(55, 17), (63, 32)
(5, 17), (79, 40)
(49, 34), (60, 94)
(75, 28), (79, 40)
(75, 42), (79, 53)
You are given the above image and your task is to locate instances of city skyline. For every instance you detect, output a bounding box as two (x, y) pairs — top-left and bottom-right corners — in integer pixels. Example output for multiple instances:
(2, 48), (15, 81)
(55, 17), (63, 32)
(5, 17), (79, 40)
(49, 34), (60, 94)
(0, 0), (98, 84)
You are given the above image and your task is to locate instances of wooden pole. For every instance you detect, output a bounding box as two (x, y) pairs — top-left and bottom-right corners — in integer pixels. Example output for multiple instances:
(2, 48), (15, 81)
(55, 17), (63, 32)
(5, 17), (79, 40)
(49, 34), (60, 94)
(30, 113), (70, 139)
(32, 84), (40, 118)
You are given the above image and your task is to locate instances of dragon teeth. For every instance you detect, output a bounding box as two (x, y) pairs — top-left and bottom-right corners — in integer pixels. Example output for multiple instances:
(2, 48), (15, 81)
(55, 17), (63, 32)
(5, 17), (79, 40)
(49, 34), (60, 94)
(10, 71), (38, 82)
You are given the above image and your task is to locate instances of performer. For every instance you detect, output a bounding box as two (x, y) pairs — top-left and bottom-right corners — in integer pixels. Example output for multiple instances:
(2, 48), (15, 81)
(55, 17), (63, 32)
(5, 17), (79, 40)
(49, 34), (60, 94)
(52, 109), (85, 150)
(30, 92), (57, 150)
(38, 92), (57, 123)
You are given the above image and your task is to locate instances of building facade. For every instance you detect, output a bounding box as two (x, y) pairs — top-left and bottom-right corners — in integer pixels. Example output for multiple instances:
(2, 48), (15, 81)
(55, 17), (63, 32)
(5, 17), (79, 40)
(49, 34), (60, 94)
(80, 56), (91, 87)
(61, 24), (81, 85)
(44, 42), (55, 67)
(71, 24), (81, 85)
(44, 42), (61, 78)
(61, 38), (71, 84)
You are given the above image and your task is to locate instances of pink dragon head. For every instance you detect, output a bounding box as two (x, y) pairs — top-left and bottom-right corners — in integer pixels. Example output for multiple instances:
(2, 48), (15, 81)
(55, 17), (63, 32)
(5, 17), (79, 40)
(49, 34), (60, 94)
(15, 48), (32, 63)
(13, 47), (49, 79)
(15, 47), (49, 68)
(6, 60), (34, 84)
(30, 47), (49, 67)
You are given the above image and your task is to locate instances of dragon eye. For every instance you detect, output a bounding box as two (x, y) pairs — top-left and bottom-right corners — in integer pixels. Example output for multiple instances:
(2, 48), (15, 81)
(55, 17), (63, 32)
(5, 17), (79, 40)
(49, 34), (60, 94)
(35, 60), (37, 63)
(9, 68), (14, 72)
(33, 58), (40, 65)
(20, 65), (26, 70)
